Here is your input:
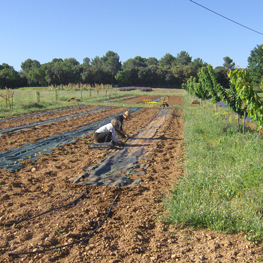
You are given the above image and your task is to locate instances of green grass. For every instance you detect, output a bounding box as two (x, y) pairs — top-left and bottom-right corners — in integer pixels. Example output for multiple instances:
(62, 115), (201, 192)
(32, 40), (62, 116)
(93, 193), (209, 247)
(164, 94), (263, 241)
(0, 87), (183, 118)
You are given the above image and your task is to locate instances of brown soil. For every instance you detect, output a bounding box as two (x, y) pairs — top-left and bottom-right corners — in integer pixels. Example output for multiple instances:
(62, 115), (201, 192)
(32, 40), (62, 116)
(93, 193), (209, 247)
(122, 96), (161, 104)
(121, 95), (185, 106)
(0, 106), (97, 130)
(167, 96), (184, 106)
(0, 99), (262, 262)
(152, 90), (186, 94)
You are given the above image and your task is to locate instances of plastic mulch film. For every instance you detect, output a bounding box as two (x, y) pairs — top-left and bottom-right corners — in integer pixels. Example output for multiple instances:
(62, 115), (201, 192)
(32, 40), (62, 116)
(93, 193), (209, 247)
(71, 108), (171, 187)
(0, 107), (110, 135)
(0, 107), (142, 172)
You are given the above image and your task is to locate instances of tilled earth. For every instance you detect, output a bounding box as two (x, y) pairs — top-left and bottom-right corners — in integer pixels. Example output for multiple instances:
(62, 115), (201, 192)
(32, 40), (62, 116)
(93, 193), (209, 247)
(0, 96), (262, 262)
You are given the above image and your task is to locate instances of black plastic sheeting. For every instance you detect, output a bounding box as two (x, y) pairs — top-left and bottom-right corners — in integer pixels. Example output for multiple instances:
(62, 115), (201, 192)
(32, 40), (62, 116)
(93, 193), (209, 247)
(72, 108), (171, 187)
(72, 147), (146, 187)
(0, 107), (110, 135)
(0, 107), (142, 172)
(0, 105), (86, 123)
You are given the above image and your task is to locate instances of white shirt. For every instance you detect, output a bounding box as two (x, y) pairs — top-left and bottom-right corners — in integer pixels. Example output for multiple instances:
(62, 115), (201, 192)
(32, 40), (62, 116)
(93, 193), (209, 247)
(95, 123), (120, 142)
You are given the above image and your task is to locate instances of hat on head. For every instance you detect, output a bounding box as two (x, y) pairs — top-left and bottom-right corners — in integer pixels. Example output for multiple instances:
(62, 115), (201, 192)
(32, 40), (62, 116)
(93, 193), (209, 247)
(124, 111), (131, 118)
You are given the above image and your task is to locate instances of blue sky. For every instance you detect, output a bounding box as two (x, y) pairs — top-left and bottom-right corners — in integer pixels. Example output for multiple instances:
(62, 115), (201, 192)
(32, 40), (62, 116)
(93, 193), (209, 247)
(1, 0), (263, 71)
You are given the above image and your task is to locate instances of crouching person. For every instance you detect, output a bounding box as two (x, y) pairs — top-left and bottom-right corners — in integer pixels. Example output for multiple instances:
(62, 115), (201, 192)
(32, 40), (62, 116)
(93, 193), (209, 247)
(94, 119), (124, 146)
(114, 111), (131, 139)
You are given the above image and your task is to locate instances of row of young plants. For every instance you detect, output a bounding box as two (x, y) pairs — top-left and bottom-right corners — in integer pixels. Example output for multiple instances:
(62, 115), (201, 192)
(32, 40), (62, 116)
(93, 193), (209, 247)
(164, 96), (263, 242)
(182, 65), (263, 132)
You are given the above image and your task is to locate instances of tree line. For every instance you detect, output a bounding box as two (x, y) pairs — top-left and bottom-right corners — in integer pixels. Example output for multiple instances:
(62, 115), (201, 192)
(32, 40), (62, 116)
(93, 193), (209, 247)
(1, 44), (263, 89)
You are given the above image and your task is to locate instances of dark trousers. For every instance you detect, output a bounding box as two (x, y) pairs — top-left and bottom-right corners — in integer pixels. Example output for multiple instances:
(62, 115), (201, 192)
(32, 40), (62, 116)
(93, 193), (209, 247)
(94, 132), (112, 143)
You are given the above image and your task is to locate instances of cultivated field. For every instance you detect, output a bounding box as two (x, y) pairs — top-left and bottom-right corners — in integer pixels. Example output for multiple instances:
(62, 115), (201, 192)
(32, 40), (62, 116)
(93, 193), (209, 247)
(0, 91), (262, 262)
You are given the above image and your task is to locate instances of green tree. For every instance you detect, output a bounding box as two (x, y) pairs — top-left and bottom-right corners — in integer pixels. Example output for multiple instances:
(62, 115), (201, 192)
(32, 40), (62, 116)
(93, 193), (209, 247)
(91, 56), (102, 69)
(185, 76), (211, 102)
(115, 68), (140, 86)
(138, 67), (153, 86)
(0, 65), (22, 88)
(214, 66), (230, 89)
(20, 59), (41, 74)
(115, 70), (131, 86)
(198, 65), (221, 103)
(51, 58), (63, 64)
(64, 58), (80, 67)
(223, 56), (235, 70)
(101, 51), (122, 84)
(189, 58), (207, 72)
(159, 53), (176, 69)
(176, 51), (192, 66)
(122, 56), (147, 71)
(146, 57), (158, 66)
(82, 57), (91, 67)
(171, 66), (195, 86)
(247, 44), (263, 84)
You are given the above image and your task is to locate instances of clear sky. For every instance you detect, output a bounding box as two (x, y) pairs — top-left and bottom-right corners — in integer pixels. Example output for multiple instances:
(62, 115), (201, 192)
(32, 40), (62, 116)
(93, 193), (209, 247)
(1, 0), (263, 71)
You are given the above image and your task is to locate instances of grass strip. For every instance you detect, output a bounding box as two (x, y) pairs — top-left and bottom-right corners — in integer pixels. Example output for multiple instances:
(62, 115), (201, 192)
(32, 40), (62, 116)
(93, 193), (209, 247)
(164, 95), (263, 242)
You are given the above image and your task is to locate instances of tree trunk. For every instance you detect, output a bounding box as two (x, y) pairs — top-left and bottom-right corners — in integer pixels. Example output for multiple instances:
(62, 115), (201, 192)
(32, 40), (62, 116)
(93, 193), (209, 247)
(215, 103), (217, 112)
(243, 111), (246, 135)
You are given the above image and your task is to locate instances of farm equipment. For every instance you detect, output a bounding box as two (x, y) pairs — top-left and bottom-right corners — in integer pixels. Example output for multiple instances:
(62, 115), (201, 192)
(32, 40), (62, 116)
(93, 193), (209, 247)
(145, 97), (169, 107)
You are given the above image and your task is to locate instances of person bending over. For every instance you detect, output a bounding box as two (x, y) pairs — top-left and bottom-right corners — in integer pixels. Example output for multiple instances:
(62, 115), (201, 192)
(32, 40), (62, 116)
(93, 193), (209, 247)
(114, 111), (131, 139)
(94, 119), (124, 146)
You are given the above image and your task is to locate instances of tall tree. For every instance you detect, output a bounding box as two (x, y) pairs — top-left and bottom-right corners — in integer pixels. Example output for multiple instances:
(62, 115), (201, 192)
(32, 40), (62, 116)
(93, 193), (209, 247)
(64, 58), (80, 67)
(176, 51), (192, 66)
(21, 59), (41, 74)
(146, 57), (158, 66)
(171, 65), (195, 86)
(0, 64), (22, 88)
(82, 57), (91, 67)
(214, 66), (230, 89)
(50, 58), (63, 64)
(91, 56), (102, 69)
(122, 56), (147, 70)
(101, 51), (122, 84)
(223, 56), (235, 70)
(247, 44), (263, 84)
(159, 53), (176, 69)
(189, 58), (207, 72)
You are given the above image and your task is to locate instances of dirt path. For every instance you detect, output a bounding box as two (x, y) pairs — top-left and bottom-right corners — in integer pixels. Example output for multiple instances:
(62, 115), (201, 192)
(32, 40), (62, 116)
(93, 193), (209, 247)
(0, 99), (262, 262)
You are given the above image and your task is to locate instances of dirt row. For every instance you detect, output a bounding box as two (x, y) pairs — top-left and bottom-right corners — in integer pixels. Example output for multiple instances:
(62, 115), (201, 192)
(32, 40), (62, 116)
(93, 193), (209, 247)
(0, 95), (184, 133)
(0, 106), (97, 130)
(122, 95), (185, 106)
(0, 107), (129, 152)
